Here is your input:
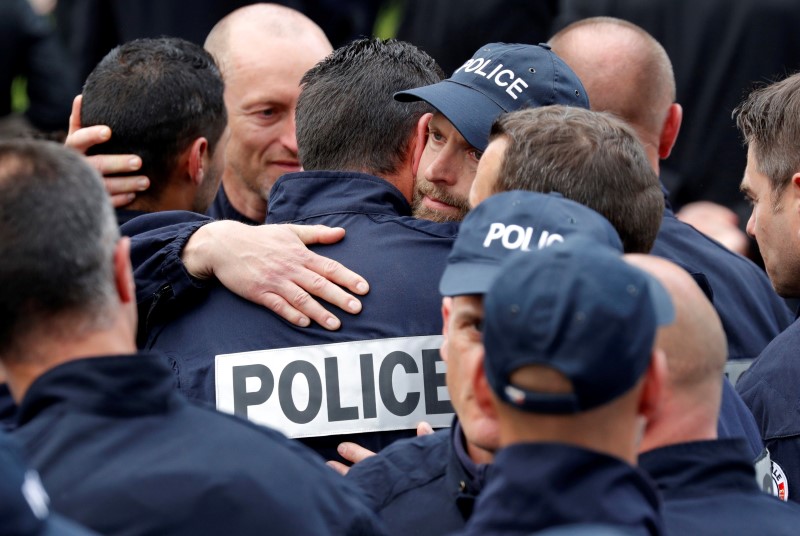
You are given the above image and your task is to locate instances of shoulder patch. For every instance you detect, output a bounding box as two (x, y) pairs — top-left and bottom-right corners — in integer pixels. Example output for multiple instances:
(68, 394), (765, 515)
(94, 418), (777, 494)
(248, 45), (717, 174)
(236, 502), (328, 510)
(771, 460), (789, 502)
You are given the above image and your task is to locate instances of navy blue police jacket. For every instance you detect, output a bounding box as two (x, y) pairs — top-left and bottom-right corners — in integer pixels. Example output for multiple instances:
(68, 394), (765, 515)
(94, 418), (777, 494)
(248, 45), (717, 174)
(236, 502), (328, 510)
(124, 171), (458, 462)
(11, 353), (385, 536)
(460, 442), (664, 535)
(651, 191), (793, 363)
(737, 316), (800, 503)
(347, 418), (486, 535)
(639, 439), (800, 534)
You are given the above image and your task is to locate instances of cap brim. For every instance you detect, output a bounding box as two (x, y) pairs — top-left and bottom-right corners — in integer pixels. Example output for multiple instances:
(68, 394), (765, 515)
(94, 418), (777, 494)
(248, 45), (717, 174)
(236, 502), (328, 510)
(395, 81), (504, 151)
(439, 261), (503, 296)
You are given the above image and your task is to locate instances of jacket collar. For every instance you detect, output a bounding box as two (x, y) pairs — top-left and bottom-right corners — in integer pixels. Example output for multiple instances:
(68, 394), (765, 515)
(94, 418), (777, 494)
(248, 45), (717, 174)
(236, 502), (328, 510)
(266, 171), (412, 223)
(17, 354), (181, 426)
(638, 439), (757, 499)
(469, 442), (663, 535)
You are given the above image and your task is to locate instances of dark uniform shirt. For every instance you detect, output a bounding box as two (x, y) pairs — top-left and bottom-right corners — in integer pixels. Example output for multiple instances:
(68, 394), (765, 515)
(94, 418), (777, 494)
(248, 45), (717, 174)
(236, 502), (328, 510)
(127, 171), (458, 461)
(347, 419), (486, 535)
(11, 353), (384, 536)
(639, 439), (800, 534)
(206, 182), (259, 225)
(738, 316), (800, 503)
(462, 442), (663, 535)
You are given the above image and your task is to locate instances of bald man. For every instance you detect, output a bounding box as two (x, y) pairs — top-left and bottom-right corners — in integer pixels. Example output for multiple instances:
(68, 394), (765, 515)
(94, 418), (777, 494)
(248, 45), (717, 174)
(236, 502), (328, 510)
(548, 18), (791, 370)
(203, 3), (332, 224)
(628, 255), (800, 534)
(548, 18), (791, 463)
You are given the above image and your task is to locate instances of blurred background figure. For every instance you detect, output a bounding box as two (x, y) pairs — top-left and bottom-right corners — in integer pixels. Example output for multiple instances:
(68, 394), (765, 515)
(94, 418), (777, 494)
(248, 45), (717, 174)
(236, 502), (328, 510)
(0, 0), (78, 138)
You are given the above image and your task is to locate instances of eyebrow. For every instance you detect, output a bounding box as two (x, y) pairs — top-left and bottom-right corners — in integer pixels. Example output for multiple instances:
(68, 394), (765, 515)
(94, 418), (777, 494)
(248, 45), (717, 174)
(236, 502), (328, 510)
(739, 182), (752, 196)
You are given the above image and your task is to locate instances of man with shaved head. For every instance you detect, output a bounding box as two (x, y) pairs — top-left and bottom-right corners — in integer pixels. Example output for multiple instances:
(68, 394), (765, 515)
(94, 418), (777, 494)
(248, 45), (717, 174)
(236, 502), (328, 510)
(548, 18), (791, 466)
(203, 3), (332, 224)
(628, 255), (800, 534)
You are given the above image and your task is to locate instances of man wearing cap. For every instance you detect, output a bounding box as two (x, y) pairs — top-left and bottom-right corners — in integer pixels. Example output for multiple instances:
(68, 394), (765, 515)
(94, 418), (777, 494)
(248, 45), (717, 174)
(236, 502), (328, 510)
(463, 238), (671, 535)
(343, 190), (624, 535)
(470, 103), (777, 475)
(0, 139), (384, 535)
(394, 42), (589, 223)
(627, 255), (800, 534)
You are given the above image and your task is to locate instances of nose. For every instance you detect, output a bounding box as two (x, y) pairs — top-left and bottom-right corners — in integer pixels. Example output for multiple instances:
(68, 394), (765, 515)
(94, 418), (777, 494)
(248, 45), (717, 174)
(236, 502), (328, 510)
(424, 150), (458, 186)
(745, 210), (756, 238)
(282, 112), (299, 156)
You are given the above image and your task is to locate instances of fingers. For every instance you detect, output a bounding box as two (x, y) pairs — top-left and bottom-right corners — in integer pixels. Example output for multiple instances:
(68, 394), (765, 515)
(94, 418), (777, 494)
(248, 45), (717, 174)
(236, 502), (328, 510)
(103, 174), (149, 196)
(325, 460), (351, 476)
(110, 193), (136, 208)
(66, 124), (111, 153)
(416, 421), (434, 436)
(285, 224), (370, 296)
(337, 441), (376, 464)
(68, 95), (82, 136)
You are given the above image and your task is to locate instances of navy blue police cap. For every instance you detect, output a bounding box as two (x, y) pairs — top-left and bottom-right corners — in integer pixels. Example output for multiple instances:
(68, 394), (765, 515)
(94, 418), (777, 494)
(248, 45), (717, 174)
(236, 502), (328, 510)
(395, 42), (589, 151)
(0, 432), (97, 535)
(482, 238), (674, 414)
(439, 190), (622, 297)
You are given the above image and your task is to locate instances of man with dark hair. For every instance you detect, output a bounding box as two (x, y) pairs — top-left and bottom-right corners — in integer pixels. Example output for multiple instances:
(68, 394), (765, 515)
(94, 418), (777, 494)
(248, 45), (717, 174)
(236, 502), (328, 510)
(135, 38), (458, 462)
(0, 139), (383, 536)
(80, 37), (226, 225)
(735, 72), (800, 503)
(471, 106), (663, 254)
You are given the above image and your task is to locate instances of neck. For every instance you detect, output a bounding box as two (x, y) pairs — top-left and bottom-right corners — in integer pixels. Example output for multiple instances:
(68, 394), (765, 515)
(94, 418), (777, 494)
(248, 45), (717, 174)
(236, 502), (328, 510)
(222, 174), (267, 223)
(466, 439), (495, 465)
(639, 398), (718, 453)
(498, 408), (641, 465)
(3, 321), (136, 403)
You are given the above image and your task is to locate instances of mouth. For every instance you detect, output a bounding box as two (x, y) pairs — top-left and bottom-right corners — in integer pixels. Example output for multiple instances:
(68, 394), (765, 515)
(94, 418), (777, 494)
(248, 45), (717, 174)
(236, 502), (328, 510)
(423, 195), (458, 211)
(272, 161), (302, 172)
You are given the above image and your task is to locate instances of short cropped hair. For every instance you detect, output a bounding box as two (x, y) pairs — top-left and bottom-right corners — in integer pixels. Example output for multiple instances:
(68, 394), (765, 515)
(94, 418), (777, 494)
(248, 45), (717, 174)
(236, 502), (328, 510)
(81, 37), (226, 202)
(490, 106), (663, 253)
(734, 73), (800, 205)
(296, 38), (444, 175)
(0, 140), (119, 357)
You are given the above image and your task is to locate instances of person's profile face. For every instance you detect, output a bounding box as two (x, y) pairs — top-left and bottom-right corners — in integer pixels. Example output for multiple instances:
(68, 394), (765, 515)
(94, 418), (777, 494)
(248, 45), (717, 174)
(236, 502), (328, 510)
(742, 146), (800, 297)
(469, 135), (508, 208)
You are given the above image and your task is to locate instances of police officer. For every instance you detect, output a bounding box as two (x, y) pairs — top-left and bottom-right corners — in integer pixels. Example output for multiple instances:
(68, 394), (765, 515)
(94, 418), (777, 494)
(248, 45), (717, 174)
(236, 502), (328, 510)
(126, 38), (455, 462)
(345, 190), (624, 535)
(0, 432), (97, 535)
(473, 95), (775, 466)
(394, 41), (589, 223)
(548, 17), (793, 379)
(627, 255), (800, 534)
(79, 37), (227, 226)
(0, 139), (384, 536)
(735, 72), (800, 504)
(463, 239), (672, 535)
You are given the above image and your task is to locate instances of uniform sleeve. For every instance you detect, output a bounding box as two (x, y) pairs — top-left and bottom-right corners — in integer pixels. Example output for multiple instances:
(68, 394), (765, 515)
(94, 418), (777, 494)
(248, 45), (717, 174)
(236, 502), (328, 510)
(121, 211), (214, 342)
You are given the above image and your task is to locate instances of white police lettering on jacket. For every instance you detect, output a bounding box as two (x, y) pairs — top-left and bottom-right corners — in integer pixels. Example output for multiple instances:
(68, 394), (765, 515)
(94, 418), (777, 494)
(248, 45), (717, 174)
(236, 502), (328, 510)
(454, 58), (529, 100)
(483, 222), (564, 250)
(216, 336), (453, 438)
